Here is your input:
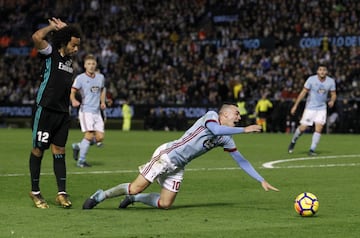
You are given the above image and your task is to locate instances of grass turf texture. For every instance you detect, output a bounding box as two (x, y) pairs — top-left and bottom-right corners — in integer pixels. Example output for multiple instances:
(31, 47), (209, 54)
(0, 128), (359, 238)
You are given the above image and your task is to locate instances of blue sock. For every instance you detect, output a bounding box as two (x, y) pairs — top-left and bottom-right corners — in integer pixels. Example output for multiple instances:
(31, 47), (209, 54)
(78, 138), (90, 162)
(291, 128), (302, 143)
(133, 193), (160, 208)
(104, 183), (130, 198)
(310, 132), (321, 151)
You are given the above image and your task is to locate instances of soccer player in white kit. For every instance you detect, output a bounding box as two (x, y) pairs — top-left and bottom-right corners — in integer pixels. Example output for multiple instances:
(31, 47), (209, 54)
(83, 103), (279, 210)
(70, 54), (106, 167)
(288, 64), (336, 155)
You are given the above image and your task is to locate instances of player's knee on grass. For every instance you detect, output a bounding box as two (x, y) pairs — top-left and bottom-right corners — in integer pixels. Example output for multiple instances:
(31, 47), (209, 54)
(158, 199), (173, 209)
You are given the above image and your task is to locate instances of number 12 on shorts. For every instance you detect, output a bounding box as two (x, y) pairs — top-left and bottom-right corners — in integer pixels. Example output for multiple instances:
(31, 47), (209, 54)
(37, 131), (49, 143)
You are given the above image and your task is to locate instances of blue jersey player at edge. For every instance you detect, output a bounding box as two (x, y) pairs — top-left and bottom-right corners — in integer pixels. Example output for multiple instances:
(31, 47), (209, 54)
(288, 64), (337, 156)
(83, 103), (279, 210)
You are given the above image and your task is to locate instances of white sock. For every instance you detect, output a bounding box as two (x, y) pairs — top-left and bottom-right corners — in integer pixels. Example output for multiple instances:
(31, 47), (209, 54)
(291, 127), (303, 143)
(72, 142), (80, 150)
(78, 138), (90, 162)
(133, 193), (160, 208)
(104, 183), (130, 198)
(310, 132), (321, 151)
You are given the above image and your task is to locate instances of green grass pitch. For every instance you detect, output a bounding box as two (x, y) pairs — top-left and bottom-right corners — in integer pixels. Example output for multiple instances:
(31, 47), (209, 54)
(0, 128), (359, 238)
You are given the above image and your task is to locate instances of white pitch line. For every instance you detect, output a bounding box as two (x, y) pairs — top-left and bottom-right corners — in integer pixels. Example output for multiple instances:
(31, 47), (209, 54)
(282, 163), (360, 168)
(2, 155), (359, 177)
(262, 154), (360, 169)
(0, 169), (138, 177)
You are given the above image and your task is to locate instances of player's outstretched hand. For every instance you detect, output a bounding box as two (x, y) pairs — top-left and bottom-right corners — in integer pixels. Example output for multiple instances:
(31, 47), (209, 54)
(244, 124), (262, 133)
(261, 180), (280, 192)
(48, 17), (67, 31)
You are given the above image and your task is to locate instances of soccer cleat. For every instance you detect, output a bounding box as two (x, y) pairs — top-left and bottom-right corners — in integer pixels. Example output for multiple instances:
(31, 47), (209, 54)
(82, 198), (98, 209)
(308, 150), (317, 156)
(55, 193), (72, 208)
(119, 195), (134, 209)
(82, 189), (105, 209)
(72, 143), (79, 161)
(29, 192), (49, 209)
(77, 161), (92, 168)
(288, 142), (295, 154)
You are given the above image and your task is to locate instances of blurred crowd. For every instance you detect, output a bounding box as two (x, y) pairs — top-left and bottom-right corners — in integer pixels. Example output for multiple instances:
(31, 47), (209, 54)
(0, 0), (359, 132)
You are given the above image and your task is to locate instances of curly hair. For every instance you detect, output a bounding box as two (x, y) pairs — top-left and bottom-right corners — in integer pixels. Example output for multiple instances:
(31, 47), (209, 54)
(51, 25), (81, 50)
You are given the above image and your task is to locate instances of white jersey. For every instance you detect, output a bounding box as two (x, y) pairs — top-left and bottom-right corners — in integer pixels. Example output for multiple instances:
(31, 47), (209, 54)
(304, 75), (336, 110)
(72, 72), (105, 113)
(164, 111), (236, 167)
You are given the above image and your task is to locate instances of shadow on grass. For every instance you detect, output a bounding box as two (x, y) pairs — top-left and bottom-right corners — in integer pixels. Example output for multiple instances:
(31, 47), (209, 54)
(86, 202), (236, 211)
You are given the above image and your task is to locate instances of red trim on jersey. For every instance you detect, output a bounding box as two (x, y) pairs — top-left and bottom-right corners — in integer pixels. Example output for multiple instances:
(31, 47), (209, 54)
(141, 126), (206, 177)
(205, 119), (218, 126)
(224, 148), (237, 152)
(85, 72), (96, 78)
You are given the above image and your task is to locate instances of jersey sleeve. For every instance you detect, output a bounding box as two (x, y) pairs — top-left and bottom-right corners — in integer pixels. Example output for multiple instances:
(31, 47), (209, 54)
(330, 78), (336, 91)
(222, 136), (237, 152)
(206, 121), (245, 135)
(101, 74), (105, 88)
(38, 44), (52, 55)
(303, 77), (312, 90)
(230, 150), (264, 182)
(72, 75), (82, 89)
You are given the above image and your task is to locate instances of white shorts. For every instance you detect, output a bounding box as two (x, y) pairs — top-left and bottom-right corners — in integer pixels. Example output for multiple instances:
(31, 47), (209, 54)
(300, 109), (327, 126)
(139, 143), (184, 193)
(78, 111), (104, 133)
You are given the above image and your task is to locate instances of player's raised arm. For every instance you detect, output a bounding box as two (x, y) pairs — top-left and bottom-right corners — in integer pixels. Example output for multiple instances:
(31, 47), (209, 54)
(244, 124), (262, 133)
(32, 17), (67, 50)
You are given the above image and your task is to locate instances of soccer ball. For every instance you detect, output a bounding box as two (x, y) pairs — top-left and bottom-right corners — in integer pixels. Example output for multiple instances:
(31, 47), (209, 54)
(294, 192), (319, 217)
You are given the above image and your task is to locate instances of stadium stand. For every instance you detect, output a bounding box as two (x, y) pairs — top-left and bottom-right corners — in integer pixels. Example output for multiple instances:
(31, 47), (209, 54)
(0, 0), (359, 132)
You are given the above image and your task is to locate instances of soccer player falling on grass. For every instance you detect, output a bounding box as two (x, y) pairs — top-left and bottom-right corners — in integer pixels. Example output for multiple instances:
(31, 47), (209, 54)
(83, 103), (279, 210)
(288, 64), (336, 156)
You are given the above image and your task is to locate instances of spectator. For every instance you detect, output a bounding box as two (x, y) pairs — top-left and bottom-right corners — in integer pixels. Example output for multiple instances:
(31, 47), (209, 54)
(0, 0), (359, 134)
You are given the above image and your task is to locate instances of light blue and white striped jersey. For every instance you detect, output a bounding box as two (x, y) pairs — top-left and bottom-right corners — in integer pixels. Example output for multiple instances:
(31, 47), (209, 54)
(304, 75), (336, 110)
(72, 72), (105, 113)
(165, 111), (237, 167)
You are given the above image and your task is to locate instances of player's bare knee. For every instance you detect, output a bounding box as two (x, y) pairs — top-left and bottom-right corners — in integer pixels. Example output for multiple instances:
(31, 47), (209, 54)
(158, 200), (172, 209)
(96, 135), (104, 142)
(51, 145), (65, 154)
(84, 134), (94, 141)
(31, 148), (43, 157)
(128, 184), (144, 195)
